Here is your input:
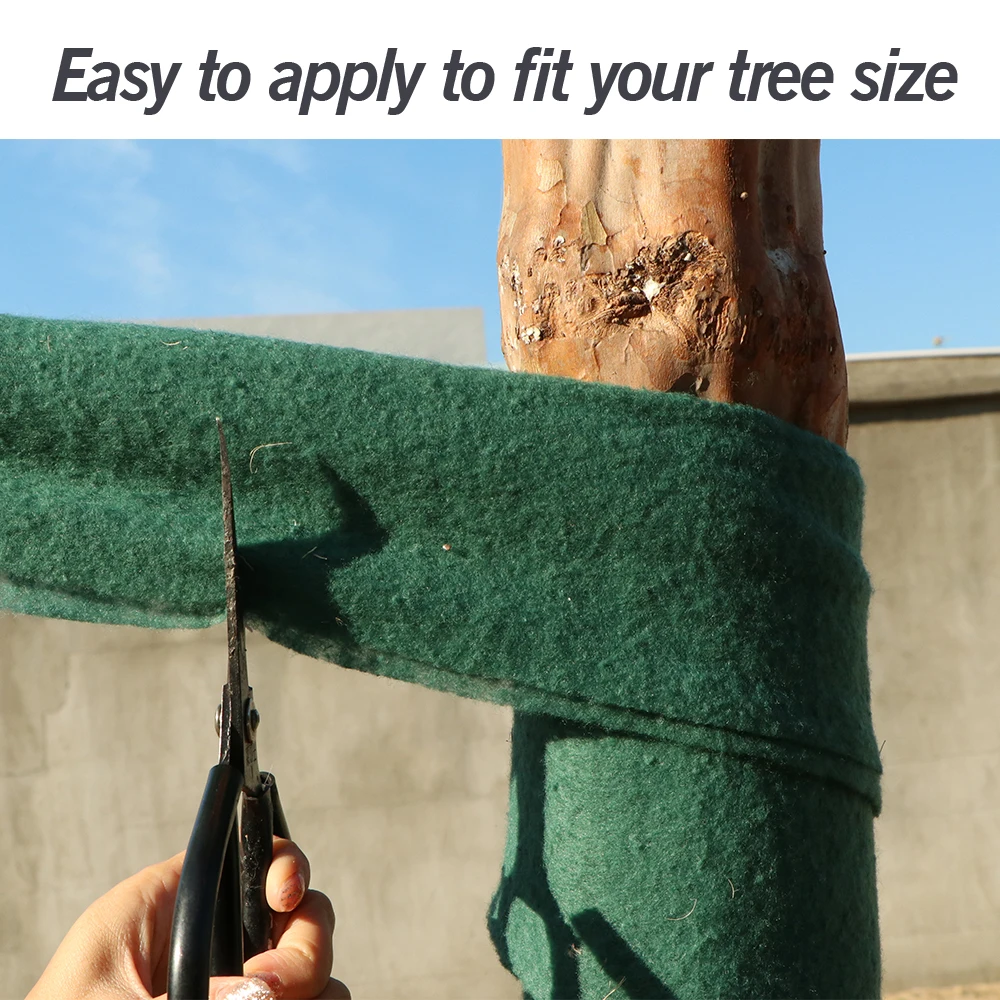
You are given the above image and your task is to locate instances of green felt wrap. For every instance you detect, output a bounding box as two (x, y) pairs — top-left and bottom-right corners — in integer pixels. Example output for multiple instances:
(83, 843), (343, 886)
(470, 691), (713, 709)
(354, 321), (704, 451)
(491, 714), (880, 999)
(0, 315), (881, 997)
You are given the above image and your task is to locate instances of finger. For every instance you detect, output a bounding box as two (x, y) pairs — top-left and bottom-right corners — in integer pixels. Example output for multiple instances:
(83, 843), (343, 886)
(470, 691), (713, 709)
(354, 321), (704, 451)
(89, 850), (188, 994)
(266, 837), (311, 913)
(244, 890), (334, 999)
(99, 850), (186, 918)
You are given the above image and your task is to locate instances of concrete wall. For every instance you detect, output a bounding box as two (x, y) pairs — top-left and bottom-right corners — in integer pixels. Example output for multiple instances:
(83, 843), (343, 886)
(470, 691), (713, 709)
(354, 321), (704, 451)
(851, 352), (1000, 993)
(148, 307), (488, 368)
(4, 321), (999, 996)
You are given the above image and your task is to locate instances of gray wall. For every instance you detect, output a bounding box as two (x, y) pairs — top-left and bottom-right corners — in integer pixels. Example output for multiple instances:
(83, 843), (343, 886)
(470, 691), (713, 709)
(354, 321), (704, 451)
(148, 307), (488, 367)
(4, 320), (998, 995)
(851, 352), (1000, 992)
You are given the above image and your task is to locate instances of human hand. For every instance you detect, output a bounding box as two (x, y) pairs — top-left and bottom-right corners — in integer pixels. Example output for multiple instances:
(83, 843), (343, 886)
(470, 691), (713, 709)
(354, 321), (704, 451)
(27, 837), (349, 1000)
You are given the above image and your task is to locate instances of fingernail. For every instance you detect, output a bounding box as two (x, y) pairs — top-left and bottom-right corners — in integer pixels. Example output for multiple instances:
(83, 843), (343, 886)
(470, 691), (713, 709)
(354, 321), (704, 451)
(280, 871), (306, 909)
(214, 975), (277, 1000)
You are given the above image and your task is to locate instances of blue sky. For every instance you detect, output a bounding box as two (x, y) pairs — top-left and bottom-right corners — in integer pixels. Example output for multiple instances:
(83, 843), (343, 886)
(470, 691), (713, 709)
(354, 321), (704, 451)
(0, 140), (995, 362)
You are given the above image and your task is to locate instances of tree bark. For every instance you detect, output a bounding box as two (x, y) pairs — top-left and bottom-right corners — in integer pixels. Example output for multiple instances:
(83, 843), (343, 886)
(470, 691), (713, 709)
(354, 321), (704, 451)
(498, 139), (848, 446)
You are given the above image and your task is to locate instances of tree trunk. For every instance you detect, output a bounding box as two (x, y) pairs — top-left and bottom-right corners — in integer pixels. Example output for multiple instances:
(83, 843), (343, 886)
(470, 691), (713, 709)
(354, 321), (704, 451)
(497, 139), (848, 446)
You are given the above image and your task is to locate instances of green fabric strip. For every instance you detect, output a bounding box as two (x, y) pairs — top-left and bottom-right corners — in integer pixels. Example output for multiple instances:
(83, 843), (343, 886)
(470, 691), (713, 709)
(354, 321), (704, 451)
(0, 314), (879, 807)
(490, 713), (880, 999)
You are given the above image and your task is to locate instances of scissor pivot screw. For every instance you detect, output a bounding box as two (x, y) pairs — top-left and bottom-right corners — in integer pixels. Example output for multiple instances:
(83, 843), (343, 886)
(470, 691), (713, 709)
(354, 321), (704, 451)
(214, 703), (222, 737)
(247, 705), (260, 735)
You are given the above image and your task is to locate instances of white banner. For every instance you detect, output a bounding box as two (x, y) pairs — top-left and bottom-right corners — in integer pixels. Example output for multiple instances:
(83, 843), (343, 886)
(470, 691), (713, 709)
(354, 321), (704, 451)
(0, 0), (993, 138)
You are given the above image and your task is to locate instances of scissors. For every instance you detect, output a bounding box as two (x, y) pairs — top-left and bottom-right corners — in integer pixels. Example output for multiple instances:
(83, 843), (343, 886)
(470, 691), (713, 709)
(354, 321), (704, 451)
(167, 418), (289, 999)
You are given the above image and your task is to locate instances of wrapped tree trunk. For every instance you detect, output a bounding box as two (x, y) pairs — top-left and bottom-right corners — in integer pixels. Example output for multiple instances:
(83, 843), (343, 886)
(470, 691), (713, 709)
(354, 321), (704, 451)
(489, 140), (880, 1000)
(498, 139), (848, 446)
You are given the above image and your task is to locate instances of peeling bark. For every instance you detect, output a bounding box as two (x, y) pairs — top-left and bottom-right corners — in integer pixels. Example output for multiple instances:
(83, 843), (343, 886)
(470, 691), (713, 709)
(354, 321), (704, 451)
(498, 139), (848, 446)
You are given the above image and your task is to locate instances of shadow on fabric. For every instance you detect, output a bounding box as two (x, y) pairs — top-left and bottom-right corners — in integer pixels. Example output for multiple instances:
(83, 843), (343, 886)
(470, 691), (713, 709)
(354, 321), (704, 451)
(489, 713), (673, 1000)
(240, 462), (388, 650)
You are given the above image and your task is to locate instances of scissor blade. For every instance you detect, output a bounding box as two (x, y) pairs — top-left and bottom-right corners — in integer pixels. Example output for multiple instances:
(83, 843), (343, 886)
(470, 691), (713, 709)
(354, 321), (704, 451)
(216, 418), (260, 791)
(217, 417), (242, 649)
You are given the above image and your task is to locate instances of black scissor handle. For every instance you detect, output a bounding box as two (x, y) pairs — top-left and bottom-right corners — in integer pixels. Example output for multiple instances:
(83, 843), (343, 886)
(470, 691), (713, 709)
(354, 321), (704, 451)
(168, 763), (244, 998)
(167, 768), (289, 998)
